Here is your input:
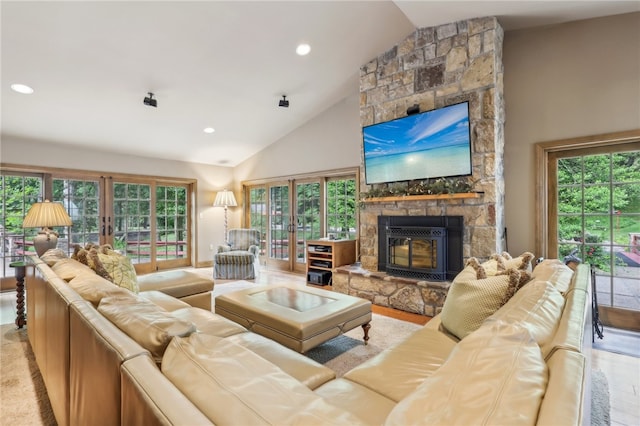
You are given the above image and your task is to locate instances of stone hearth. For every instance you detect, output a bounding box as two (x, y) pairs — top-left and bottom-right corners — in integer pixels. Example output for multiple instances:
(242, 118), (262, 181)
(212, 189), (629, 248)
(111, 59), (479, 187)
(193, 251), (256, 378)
(333, 265), (449, 317)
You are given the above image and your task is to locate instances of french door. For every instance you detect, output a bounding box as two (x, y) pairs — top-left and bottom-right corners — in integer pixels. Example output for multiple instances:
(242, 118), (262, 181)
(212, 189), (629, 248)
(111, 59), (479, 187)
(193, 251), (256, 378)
(262, 180), (322, 272)
(539, 132), (640, 330)
(244, 170), (357, 274)
(1, 167), (193, 279)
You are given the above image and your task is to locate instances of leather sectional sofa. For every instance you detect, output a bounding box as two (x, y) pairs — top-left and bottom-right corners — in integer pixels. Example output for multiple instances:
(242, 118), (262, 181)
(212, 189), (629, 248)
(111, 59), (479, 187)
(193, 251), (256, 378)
(25, 252), (592, 425)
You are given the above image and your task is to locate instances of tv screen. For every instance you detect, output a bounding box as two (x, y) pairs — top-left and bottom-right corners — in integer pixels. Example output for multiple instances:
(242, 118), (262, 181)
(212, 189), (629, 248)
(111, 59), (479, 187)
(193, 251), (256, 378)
(362, 101), (472, 185)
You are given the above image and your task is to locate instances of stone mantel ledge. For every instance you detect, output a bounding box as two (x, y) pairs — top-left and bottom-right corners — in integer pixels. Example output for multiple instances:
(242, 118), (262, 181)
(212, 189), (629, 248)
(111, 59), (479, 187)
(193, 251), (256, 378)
(333, 266), (450, 317)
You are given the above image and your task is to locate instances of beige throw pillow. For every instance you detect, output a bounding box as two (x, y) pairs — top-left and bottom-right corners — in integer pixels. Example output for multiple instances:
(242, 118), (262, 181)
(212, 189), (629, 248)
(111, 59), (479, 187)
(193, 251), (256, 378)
(440, 274), (512, 339)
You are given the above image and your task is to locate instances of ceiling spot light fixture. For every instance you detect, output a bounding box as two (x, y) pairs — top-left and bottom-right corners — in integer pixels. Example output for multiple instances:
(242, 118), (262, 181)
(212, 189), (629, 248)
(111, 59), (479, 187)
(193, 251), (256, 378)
(203, 127), (215, 134)
(279, 95), (289, 108)
(143, 92), (157, 107)
(11, 83), (34, 94)
(296, 43), (311, 56)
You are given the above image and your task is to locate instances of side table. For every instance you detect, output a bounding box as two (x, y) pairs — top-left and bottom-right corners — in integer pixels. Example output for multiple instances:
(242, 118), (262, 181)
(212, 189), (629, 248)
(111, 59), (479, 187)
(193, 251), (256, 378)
(9, 261), (27, 329)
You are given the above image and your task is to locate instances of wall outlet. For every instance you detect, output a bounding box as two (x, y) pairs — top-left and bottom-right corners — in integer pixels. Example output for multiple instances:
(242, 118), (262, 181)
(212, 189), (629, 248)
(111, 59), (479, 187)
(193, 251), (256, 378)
(209, 243), (214, 251)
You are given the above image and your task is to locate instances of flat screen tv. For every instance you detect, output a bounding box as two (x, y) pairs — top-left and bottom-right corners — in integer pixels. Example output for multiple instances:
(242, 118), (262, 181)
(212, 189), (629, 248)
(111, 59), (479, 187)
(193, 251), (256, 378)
(362, 101), (472, 185)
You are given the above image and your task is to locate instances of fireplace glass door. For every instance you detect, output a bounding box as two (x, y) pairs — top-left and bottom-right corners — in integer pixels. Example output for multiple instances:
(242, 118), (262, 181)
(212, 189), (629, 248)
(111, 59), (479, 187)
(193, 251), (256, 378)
(389, 237), (439, 269)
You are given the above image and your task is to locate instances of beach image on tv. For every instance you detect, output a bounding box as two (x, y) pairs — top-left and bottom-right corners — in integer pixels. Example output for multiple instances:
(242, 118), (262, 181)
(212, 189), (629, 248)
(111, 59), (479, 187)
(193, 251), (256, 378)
(363, 102), (472, 184)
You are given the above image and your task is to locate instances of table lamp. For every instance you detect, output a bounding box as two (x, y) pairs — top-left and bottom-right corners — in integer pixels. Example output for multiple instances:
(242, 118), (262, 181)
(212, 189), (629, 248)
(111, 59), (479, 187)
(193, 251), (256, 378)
(213, 189), (237, 244)
(22, 200), (73, 256)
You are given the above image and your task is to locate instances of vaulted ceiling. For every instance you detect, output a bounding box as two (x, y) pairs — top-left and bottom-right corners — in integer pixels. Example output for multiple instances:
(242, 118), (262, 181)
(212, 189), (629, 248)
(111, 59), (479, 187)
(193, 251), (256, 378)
(3, 1), (638, 167)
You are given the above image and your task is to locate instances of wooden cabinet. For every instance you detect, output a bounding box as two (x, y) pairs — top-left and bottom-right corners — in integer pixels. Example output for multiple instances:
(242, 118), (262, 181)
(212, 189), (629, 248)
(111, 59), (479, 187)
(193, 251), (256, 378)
(306, 239), (356, 286)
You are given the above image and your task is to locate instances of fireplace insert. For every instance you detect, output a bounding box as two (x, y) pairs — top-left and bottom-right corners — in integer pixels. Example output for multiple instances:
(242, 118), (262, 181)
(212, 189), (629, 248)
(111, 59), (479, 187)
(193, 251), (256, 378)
(378, 216), (463, 281)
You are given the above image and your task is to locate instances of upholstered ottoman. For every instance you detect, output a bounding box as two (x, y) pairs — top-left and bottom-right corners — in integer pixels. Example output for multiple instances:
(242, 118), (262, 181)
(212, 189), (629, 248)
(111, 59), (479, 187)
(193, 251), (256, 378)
(215, 283), (372, 353)
(213, 251), (256, 280)
(137, 270), (214, 310)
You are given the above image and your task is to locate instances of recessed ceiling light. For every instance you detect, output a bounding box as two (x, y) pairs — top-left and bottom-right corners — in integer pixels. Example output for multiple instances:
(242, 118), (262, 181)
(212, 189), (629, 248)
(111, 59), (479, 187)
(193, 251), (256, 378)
(203, 127), (215, 134)
(11, 83), (34, 94)
(296, 43), (311, 56)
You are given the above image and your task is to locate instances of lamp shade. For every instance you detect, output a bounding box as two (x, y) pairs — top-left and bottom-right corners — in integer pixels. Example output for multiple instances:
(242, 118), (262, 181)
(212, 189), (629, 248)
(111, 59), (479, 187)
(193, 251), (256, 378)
(213, 190), (237, 208)
(22, 200), (73, 228)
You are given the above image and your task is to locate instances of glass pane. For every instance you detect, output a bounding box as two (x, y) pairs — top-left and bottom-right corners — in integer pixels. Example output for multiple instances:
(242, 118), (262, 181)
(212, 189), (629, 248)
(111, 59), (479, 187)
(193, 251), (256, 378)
(155, 185), (187, 261)
(557, 186), (582, 214)
(248, 187), (267, 256)
(269, 185), (289, 260)
(558, 215), (582, 242)
(583, 185), (610, 213)
(583, 155), (610, 184)
(54, 178), (100, 251)
(114, 182), (152, 264)
(295, 182), (321, 264)
(326, 178), (357, 240)
(557, 157), (582, 185)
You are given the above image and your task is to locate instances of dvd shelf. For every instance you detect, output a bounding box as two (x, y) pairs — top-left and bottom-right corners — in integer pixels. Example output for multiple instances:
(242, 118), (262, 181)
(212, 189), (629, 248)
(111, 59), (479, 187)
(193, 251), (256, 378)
(306, 239), (356, 286)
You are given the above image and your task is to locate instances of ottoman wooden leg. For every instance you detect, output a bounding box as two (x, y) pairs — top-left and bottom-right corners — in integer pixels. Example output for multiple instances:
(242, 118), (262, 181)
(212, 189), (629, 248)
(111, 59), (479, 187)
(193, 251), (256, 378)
(362, 322), (371, 345)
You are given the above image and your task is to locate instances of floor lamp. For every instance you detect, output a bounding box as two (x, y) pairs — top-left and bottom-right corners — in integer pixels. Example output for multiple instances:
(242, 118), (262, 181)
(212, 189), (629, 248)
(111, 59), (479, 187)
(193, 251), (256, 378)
(213, 189), (237, 244)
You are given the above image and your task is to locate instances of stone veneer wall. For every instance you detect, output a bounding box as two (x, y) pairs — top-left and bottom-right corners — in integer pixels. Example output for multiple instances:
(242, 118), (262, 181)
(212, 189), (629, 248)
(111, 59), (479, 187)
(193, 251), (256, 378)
(359, 16), (506, 270)
(332, 17), (506, 316)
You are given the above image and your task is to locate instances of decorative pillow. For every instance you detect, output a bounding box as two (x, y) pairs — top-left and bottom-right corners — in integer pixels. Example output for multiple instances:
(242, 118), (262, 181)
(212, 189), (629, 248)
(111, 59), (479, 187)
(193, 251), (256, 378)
(67, 271), (131, 305)
(98, 294), (196, 362)
(73, 247), (112, 281)
(481, 251), (535, 276)
(496, 268), (532, 305)
(51, 258), (95, 281)
(97, 249), (139, 293)
(40, 248), (68, 266)
(385, 321), (547, 426)
(440, 274), (513, 339)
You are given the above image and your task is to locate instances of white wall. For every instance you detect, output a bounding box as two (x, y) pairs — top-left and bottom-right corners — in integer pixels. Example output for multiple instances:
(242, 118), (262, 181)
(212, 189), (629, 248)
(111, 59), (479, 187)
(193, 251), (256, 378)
(503, 12), (640, 256)
(0, 135), (235, 265)
(234, 92), (362, 182)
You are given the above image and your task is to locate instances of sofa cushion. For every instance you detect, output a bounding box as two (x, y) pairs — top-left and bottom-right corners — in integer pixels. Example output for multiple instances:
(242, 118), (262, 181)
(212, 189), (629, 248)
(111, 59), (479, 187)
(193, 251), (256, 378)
(67, 271), (132, 305)
(137, 270), (214, 299)
(170, 306), (248, 337)
(343, 326), (457, 402)
(486, 280), (565, 358)
(140, 290), (192, 312)
(52, 258), (95, 281)
(384, 321), (548, 426)
(97, 249), (140, 293)
(532, 259), (574, 294)
(161, 333), (366, 425)
(98, 294), (196, 362)
(440, 273), (514, 339)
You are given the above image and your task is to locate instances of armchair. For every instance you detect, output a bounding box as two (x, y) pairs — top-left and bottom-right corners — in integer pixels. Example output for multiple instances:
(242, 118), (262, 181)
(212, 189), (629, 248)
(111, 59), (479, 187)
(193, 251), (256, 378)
(213, 229), (261, 280)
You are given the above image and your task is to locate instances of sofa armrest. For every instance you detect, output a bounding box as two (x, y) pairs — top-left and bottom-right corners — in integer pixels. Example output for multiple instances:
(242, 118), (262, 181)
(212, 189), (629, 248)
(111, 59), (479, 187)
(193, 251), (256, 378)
(216, 245), (231, 253)
(121, 354), (213, 425)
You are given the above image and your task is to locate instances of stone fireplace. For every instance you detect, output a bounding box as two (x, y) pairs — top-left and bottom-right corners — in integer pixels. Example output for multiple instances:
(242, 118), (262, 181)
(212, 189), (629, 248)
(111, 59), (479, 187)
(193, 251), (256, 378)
(333, 16), (506, 316)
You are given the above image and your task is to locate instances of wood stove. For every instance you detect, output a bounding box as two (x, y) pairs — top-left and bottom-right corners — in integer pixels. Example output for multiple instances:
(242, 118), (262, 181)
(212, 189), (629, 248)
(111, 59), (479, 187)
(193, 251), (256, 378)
(378, 215), (464, 281)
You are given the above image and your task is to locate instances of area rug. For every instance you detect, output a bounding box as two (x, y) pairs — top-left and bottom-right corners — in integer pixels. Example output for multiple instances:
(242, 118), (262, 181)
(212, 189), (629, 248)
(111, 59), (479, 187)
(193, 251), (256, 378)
(0, 324), (56, 425)
(591, 369), (611, 426)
